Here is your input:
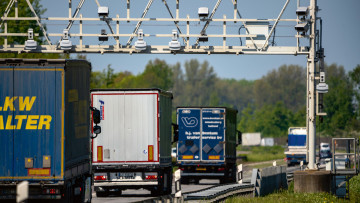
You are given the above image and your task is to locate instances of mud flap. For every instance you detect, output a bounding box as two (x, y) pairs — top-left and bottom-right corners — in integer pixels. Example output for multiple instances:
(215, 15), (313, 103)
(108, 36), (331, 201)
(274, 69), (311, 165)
(84, 177), (92, 202)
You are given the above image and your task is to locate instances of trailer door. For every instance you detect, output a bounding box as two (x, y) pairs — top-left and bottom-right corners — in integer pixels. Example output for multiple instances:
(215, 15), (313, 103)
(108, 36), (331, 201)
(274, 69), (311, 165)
(201, 108), (225, 162)
(177, 108), (201, 162)
(0, 66), (62, 180)
(92, 92), (159, 163)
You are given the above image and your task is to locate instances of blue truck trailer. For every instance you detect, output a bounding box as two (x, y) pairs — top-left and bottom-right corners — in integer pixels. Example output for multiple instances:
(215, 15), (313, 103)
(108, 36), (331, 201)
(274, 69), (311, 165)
(0, 59), (93, 202)
(176, 107), (240, 184)
(284, 127), (307, 166)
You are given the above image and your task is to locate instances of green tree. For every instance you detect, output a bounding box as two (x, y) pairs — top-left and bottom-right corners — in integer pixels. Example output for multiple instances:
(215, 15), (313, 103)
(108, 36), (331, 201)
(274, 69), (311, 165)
(253, 65), (306, 112)
(322, 64), (355, 135)
(215, 79), (254, 112)
(90, 65), (117, 88)
(139, 59), (173, 90)
(171, 62), (184, 109)
(238, 104), (256, 132)
(0, 0), (63, 59)
(181, 59), (218, 106)
(349, 64), (360, 118)
(238, 102), (295, 137)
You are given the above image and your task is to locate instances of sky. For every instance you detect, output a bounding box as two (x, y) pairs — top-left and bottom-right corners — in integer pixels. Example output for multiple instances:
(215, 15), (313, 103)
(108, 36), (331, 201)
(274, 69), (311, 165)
(38, 0), (360, 80)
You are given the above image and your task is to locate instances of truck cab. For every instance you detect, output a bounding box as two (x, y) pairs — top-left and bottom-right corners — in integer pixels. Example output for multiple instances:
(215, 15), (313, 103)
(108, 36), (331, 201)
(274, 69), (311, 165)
(284, 127), (307, 167)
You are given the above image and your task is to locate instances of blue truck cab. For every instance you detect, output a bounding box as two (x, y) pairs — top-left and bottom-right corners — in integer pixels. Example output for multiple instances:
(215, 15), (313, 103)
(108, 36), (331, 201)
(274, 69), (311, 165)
(0, 59), (94, 202)
(176, 107), (240, 184)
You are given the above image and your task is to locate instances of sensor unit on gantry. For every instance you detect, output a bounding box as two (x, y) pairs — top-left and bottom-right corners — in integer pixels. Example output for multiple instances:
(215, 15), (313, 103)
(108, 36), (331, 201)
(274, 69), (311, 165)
(98, 29), (108, 41)
(98, 7), (109, 17)
(135, 29), (147, 51)
(295, 23), (309, 33)
(169, 30), (181, 51)
(198, 7), (209, 18)
(60, 29), (72, 50)
(296, 7), (308, 17)
(25, 28), (37, 50)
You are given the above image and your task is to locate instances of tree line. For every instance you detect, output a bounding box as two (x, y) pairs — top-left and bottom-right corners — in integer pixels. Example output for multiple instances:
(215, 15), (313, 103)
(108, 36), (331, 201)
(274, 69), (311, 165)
(90, 58), (360, 138)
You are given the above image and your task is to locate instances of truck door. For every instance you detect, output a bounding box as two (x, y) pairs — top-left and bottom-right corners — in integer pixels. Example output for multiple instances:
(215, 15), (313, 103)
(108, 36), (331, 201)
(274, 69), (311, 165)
(177, 108), (201, 162)
(0, 66), (14, 179)
(92, 92), (159, 163)
(12, 67), (61, 179)
(201, 108), (225, 162)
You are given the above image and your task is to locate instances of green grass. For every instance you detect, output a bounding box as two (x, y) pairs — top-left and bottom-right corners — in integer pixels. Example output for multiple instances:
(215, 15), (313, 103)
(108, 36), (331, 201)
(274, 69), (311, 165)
(226, 175), (360, 203)
(251, 160), (286, 168)
(350, 174), (360, 202)
(226, 191), (345, 203)
(238, 146), (285, 162)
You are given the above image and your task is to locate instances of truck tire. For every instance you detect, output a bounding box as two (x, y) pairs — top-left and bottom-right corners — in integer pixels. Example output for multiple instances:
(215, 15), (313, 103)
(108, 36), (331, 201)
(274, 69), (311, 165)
(230, 164), (237, 183)
(96, 191), (109, 197)
(59, 181), (74, 203)
(150, 189), (160, 196)
(114, 189), (122, 196)
(193, 178), (199, 184)
(164, 167), (172, 195)
(220, 178), (227, 184)
(181, 177), (189, 184)
(74, 177), (86, 203)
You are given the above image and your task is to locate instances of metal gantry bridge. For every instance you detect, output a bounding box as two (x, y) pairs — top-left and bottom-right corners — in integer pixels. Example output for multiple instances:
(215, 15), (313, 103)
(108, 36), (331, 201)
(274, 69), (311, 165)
(0, 0), (324, 169)
(1, 0), (311, 55)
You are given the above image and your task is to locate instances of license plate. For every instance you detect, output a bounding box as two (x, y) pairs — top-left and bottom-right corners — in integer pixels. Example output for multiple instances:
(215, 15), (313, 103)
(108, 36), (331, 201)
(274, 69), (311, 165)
(196, 167), (206, 171)
(117, 173), (135, 180)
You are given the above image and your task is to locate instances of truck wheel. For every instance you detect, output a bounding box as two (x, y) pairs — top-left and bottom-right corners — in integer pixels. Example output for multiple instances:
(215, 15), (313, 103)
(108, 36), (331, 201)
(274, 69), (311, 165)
(74, 178), (86, 203)
(114, 189), (122, 196)
(96, 191), (109, 197)
(220, 178), (227, 184)
(181, 177), (189, 184)
(64, 182), (73, 203)
(164, 168), (172, 195)
(150, 189), (160, 196)
(194, 178), (199, 184)
(230, 164), (237, 183)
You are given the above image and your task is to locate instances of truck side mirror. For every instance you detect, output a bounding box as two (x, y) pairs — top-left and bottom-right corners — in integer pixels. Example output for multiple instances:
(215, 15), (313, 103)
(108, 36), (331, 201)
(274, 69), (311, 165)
(93, 125), (101, 134)
(172, 123), (179, 143)
(90, 107), (101, 139)
(93, 109), (101, 125)
(237, 130), (242, 145)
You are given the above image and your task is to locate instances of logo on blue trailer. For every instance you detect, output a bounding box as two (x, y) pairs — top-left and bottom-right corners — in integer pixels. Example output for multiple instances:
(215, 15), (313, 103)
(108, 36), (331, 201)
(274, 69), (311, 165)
(99, 100), (104, 120)
(0, 96), (52, 130)
(181, 117), (198, 127)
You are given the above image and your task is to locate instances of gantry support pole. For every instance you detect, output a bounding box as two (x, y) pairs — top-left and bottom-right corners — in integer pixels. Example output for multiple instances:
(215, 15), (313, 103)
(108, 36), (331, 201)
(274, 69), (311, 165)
(307, 0), (317, 170)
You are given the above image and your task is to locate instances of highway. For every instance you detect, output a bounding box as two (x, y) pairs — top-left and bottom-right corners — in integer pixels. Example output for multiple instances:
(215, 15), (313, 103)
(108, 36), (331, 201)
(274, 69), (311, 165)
(92, 163), (301, 203)
(92, 179), (218, 203)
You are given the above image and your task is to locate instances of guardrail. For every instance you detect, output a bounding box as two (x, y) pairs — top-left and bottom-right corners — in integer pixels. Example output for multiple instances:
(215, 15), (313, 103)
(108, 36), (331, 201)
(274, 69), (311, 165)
(184, 183), (254, 202)
(140, 164), (289, 202)
(251, 165), (288, 196)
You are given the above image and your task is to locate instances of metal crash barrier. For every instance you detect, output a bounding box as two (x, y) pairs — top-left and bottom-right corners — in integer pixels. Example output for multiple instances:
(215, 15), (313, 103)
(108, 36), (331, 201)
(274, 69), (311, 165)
(330, 138), (359, 198)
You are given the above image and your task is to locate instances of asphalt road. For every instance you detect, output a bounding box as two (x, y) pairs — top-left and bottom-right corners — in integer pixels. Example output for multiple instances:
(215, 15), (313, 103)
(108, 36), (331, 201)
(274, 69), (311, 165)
(92, 179), (219, 203)
(92, 162), (305, 203)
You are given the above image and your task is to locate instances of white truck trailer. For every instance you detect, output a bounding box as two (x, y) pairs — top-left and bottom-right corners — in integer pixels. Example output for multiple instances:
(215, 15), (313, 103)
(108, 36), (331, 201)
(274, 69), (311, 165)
(91, 89), (173, 196)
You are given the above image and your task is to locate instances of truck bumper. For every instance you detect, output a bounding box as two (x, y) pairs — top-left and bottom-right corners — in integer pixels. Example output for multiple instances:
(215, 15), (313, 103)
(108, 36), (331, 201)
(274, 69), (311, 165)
(0, 184), (62, 200)
(286, 155), (307, 165)
(179, 164), (228, 179)
(94, 181), (158, 191)
(181, 172), (225, 178)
